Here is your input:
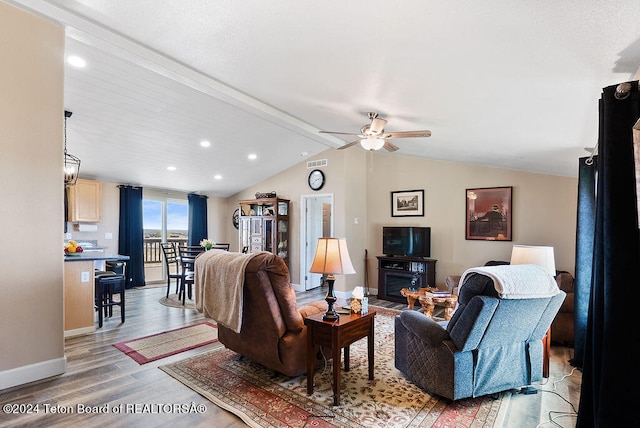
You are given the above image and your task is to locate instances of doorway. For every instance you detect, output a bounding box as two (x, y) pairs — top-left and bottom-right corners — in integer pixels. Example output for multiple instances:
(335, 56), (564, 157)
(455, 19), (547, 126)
(299, 194), (333, 291)
(142, 197), (188, 284)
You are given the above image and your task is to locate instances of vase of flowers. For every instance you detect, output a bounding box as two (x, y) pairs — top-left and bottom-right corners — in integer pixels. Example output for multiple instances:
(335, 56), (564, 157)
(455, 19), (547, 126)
(200, 238), (214, 251)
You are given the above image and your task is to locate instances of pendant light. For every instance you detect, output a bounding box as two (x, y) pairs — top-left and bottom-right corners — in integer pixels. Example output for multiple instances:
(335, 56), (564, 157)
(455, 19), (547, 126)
(63, 110), (81, 186)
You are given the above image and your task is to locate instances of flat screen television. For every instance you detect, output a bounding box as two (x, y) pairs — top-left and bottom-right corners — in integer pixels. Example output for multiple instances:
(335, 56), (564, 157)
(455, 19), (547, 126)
(382, 226), (431, 258)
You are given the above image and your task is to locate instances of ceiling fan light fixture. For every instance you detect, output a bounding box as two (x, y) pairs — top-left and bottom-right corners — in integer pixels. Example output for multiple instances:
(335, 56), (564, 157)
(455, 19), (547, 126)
(320, 112), (431, 152)
(360, 136), (384, 151)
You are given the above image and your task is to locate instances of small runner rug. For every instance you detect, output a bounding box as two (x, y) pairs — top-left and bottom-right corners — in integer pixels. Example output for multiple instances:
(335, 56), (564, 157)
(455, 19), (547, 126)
(159, 293), (196, 309)
(114, 322), (218, 364)
(160, 308), (509, 427)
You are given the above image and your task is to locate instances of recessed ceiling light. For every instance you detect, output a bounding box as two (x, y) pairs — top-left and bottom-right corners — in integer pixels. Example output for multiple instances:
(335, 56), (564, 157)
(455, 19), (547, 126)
(200, 140), (211, 147)
(67, 55), (86, 68)
(214, 174), (222, 180)
(167, 166), (176, 171)
(300, 151), (309, 157)
(248, 153), (257, 160)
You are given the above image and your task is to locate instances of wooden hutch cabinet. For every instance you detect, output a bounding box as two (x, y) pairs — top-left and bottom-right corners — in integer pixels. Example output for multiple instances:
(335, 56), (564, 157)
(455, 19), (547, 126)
(238, 198), (290, 269)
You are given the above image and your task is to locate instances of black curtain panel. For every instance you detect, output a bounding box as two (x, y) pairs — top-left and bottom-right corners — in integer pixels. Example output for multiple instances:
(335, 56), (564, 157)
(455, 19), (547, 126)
(573, 155), (597, 368)
(188, 193), (208, 246)
(118, 185), (145, 288)
(577, 82), (640, 427)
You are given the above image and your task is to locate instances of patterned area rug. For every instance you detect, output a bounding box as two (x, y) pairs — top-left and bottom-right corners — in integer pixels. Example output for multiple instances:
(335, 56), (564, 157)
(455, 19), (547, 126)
(114, 322), (218, 364)
(160, 308), (509, 427)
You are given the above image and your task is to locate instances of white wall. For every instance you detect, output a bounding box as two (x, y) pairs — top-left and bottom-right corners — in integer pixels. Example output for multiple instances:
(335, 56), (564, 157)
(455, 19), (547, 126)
(222, 148), (577, 295)
(224, 147), (367, 292)
(205, 196), (230, 246)
(365, 154), (578, 291)
(0, 3), (66, 388)
(83, 153), (578, 298)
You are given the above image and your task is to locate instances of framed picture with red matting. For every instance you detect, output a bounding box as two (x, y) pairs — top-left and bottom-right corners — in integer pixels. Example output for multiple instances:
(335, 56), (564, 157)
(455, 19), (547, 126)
(465, 186), (512, 241)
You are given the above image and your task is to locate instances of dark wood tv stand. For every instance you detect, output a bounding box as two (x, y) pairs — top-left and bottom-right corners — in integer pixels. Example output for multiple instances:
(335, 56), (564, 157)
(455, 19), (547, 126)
(377, 256), (437, 304)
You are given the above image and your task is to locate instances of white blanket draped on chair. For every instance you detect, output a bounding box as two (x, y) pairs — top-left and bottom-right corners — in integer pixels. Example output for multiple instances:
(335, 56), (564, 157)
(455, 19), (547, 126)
(458, 264), (559, 299)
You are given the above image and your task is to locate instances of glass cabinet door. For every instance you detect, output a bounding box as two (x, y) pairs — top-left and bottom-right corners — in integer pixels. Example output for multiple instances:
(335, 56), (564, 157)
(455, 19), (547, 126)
(277, 219), (288, 260)
(239, 219), (251, 250)
(263, 218), (273, 253)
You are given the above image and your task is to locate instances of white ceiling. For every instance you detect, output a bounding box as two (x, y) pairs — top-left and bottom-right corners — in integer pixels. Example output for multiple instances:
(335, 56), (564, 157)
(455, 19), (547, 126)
(9, 0), (640, 196)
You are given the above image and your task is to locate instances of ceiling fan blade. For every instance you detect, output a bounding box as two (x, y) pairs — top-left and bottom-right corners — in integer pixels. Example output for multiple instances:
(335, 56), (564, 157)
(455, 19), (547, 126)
(383, 130), (432, 138)
(383, 140), (399, 152)
(336, 140), (362, 150)
(319, 130), (360, 136)
(369, 118), (388, 134)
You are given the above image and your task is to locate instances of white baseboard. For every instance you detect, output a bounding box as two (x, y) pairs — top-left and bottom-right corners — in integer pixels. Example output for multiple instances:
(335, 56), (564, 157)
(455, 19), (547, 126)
(0, 356), (67, 390)
(291, 282), (304, 292)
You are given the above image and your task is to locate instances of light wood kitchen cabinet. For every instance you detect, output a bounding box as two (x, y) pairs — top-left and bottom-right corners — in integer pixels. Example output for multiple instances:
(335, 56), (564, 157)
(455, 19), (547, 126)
(67, 178), (102, 222)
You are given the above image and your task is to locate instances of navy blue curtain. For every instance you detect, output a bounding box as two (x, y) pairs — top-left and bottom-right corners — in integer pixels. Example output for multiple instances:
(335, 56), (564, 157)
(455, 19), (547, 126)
(576, 82), (640, 427)
(118, 185), (145, 288)
(573, 156), (596, 368)
(188, 193), (208, 246)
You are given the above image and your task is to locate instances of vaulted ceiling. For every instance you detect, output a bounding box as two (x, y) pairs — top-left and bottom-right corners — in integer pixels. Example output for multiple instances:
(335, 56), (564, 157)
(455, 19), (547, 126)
(9, 0), (640, 195)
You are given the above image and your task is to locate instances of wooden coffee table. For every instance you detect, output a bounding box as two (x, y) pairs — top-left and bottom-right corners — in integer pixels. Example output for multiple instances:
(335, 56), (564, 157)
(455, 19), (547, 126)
(400, 287), (458, 320)
(304, 310), (376, 406)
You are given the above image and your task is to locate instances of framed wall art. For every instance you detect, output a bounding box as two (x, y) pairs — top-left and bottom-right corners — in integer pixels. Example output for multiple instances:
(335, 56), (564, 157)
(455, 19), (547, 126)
(465, 186), (512, 241)
(391, 189), (424, 217)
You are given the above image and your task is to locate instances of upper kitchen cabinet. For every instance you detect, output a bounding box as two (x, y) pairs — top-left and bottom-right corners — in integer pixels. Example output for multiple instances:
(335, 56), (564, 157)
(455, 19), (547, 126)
(67, 179), (102, 222)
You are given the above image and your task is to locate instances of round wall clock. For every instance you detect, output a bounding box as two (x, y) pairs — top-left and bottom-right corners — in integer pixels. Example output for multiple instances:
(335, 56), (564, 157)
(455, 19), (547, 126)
(308, 169), (325, 191)
(232, 208), (240, 229)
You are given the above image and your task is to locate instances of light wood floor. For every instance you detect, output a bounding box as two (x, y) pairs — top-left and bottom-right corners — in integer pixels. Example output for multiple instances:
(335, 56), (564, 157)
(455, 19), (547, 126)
(0, 285), (581, 428)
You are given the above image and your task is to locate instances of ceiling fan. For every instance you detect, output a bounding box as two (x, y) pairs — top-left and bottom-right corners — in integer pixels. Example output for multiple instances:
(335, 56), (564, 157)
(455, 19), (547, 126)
(319, 112), (431, 152)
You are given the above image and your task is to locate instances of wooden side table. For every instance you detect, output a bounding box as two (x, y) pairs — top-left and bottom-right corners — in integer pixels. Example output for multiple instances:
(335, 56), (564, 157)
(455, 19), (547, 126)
(542, 327), (550, 378)
(304, 310), (376, 406)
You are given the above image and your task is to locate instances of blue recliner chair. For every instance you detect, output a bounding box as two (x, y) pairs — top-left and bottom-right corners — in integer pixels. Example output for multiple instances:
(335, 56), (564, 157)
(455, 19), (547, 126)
(394, 265), (565, 400)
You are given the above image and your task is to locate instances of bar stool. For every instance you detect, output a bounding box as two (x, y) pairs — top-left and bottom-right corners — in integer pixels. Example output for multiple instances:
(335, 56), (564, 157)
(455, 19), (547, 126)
(95, 272), (125, 328)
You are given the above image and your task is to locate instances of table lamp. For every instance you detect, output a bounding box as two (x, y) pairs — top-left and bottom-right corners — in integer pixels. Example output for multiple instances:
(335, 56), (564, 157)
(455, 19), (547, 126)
(510, 245), (556, 276)
(310, 238), (356, 321)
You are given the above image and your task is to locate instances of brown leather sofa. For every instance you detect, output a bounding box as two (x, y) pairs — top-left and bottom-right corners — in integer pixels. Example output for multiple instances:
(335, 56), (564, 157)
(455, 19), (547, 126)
(550, 271), (574, 345)
(216, 252), (327, 377)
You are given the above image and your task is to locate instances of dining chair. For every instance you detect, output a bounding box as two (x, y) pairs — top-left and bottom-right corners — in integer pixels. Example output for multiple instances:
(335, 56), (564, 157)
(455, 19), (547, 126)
(177, 245), (205, 305)
(160, 242), (184, 299)
(212, 243), (230, 251)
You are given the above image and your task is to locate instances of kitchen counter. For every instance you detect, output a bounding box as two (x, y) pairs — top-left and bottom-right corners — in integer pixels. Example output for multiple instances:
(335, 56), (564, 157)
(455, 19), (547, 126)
(63, 253), (129, 337)
(64, 253), (130, 262)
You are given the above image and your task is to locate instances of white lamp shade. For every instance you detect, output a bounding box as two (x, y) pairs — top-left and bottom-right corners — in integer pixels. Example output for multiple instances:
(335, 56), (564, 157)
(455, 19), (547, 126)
(510, 245), (556, 276)
(310, 238), (356, 275)
(360, 136), (384, 151)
